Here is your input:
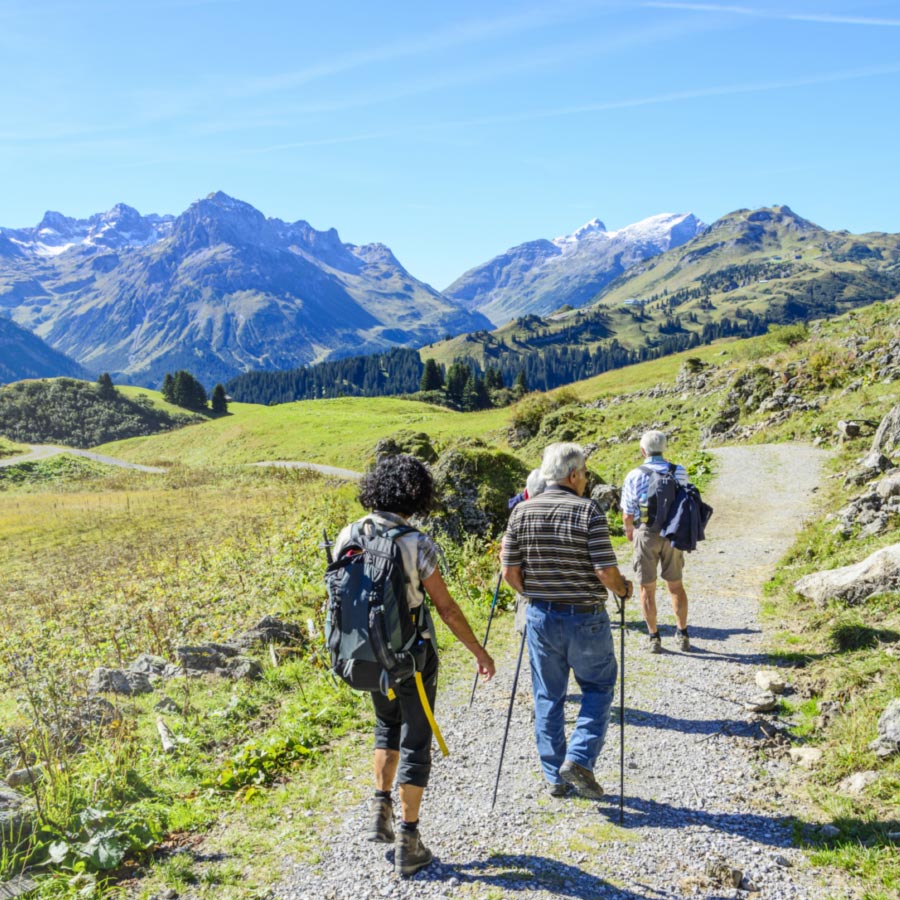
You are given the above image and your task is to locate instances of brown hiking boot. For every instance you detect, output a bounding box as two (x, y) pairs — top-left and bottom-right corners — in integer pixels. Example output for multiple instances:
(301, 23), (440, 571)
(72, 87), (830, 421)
(365, 796), (394, 843)
(559, 760), (604, 800)
(648, 632), (662, 654)
(395, 828), (433, 876)
(676, 629), (691, 652)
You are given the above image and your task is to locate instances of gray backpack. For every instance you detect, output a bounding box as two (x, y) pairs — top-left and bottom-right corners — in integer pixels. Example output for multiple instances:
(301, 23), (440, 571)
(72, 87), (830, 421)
(639, 463), (679, 532)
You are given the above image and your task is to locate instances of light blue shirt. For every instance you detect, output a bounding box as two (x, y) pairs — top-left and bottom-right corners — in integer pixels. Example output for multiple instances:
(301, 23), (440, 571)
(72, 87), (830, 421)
(621, 455), (689, 521)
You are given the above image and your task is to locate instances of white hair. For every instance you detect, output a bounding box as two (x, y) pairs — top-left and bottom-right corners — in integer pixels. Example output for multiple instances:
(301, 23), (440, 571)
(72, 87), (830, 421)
(640, 430), (667, 455)
(540, 442), (585, 483)
(525, 468), (546, 498)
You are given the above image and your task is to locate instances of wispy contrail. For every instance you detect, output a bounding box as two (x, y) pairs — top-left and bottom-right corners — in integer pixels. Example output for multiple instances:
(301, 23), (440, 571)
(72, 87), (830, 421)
(643, 2), (900, 26)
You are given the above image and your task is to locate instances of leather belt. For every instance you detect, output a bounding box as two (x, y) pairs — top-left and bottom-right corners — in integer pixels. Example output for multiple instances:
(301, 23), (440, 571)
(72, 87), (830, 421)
(528, 600), (603, 615)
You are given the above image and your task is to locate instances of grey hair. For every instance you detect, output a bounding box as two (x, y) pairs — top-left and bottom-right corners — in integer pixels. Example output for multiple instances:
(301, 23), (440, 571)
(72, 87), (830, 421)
(525, 468), (546, 497)
(540, 442), (586, 483)
(640, 430), (667, 455)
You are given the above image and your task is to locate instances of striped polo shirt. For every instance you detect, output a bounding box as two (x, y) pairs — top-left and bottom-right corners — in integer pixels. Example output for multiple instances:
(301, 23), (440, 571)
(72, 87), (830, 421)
(501, 484), (618, 603)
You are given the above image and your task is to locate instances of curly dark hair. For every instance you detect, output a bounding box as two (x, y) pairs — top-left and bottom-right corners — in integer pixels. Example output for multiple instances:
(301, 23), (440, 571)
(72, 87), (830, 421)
(358, 453), (434, 517)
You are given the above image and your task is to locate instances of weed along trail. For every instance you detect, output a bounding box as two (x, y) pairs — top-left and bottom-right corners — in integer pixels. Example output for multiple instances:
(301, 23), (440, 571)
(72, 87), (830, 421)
(278, 443), (861, 900)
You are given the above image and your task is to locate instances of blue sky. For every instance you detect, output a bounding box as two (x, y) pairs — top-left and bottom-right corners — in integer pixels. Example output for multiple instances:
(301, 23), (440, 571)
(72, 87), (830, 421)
(2, 0), (899, 288)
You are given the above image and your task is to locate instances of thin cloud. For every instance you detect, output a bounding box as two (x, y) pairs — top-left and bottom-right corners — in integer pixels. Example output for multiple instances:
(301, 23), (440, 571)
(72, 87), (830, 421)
(643, 2), (900, 26)
(439, 62), (900, 128)
(238, 61), (900, 154)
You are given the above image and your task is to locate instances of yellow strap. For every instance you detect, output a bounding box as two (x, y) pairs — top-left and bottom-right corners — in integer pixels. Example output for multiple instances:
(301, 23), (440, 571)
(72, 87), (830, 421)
(386, 688), (396, 701)
(414, 671), (449, 757)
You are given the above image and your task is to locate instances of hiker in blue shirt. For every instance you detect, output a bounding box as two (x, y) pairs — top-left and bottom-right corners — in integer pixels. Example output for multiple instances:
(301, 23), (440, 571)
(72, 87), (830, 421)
(621, 431), (692, 654)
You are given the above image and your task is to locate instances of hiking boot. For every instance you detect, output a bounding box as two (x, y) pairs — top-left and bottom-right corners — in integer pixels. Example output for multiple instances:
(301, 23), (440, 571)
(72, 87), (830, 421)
(676, 628), (691, 652)
(395, 828), (433, 876)
(648, 632), (662, 654)
(365, 796), (394, 843)
(559, 760), (604, 800)
(546, 781), (569, 797)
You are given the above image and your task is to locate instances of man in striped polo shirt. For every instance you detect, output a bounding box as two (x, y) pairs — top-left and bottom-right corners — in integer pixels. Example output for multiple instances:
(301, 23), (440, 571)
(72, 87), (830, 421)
(501, 442), (632, 799)
(620, 430), (691, 654)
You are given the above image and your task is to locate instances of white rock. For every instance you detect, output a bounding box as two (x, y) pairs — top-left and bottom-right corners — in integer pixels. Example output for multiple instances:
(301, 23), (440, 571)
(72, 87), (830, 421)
(789, 747), (824, 768)
(837, 771), (879, 795)
(755, 670), (787, 693)
(744, 692), (779, 713)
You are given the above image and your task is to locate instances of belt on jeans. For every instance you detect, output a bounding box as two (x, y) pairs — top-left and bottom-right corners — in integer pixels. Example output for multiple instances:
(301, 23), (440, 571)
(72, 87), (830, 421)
(528, 600), (603, 615)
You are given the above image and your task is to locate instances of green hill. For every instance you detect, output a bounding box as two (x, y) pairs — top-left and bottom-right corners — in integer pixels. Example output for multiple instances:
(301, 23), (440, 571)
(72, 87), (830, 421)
(420, 206), (900, 389)
(0, 378), (203, 448)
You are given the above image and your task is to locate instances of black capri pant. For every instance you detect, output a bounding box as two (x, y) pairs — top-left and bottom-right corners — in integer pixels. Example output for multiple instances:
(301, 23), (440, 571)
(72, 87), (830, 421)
(371, 642), (439, 788)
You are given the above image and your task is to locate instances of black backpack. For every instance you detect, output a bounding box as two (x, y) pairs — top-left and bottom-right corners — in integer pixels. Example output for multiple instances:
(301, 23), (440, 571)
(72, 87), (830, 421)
(639, 463), (679, 532)
(324, 519), (430, 693)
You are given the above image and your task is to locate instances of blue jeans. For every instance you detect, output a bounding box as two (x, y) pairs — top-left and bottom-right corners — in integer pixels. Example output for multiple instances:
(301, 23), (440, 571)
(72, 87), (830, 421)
(526, 603), (617, 784)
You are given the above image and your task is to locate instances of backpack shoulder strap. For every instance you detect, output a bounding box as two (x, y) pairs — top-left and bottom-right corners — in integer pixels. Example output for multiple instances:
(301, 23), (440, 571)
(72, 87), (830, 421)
(385, 524), (417, 541)
(668, 462), (677, 475)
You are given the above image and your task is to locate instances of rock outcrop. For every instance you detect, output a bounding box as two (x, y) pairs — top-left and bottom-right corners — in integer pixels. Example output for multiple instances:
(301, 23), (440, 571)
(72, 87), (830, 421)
(793, 544), (900, 606)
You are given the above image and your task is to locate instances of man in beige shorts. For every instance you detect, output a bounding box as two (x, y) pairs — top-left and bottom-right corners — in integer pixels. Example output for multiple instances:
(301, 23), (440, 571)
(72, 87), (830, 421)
(620, 431), (691, 653)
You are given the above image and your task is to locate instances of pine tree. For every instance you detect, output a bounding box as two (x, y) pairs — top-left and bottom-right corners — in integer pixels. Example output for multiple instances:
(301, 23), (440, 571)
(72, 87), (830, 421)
(514, 369), (528, 396)
(162, 373), (175, 404)
(445, 362), (469, 404)
(461, 373), (478, 411)
(211, 383), (228, 414)
(420, 358), (444, 392)
(96, 372), (116, 401)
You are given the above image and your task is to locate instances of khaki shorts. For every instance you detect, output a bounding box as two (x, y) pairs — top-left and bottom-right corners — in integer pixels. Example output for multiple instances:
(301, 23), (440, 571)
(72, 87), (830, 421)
(633, 528), (684, 585)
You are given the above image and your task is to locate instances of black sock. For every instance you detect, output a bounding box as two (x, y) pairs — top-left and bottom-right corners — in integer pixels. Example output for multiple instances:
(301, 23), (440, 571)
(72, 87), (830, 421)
(401, 819), (418, 833)
(374, 790), (392, 801)
(677, 628), (689, 636)
(648, 631), (660, 638)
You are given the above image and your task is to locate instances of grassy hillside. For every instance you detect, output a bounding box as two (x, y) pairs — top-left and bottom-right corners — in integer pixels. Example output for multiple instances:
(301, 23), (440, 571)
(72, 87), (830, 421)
(96, 395), (513, 469)
(4, 295), (899, 898)
(419, 207), (900, 390)
(0, 378), (203, 448)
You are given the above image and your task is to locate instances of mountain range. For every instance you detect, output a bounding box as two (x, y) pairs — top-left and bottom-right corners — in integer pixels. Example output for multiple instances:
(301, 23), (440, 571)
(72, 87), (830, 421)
(422, 205), (900, 380)
(444, 212), (706, 325)
(0, 315), (86, 384)
(2, 196), (898, 393)
(0, 193), (491, 387)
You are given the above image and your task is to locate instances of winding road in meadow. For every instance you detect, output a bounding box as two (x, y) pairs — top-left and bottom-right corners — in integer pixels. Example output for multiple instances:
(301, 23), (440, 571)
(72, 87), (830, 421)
(0, 447), (364, 479)
(273, 443), (867, 900)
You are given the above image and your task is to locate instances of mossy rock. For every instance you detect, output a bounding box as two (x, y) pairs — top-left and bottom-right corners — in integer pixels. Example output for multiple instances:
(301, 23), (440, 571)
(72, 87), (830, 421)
(537, 404), (604, 444)
(430, 440), (529, 539)
(372, 430), (438, 464)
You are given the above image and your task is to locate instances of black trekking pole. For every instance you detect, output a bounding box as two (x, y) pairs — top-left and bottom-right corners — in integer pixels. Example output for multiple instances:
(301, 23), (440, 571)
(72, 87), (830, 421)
(318, 528), (333, 565)
(614, 585), (628, 826)
(491, 627), (527, 810)
(469, 571), (503, 707)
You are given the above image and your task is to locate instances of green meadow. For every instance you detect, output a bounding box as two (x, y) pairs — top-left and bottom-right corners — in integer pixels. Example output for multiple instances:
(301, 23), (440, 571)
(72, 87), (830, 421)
(1, 297), (898, 896)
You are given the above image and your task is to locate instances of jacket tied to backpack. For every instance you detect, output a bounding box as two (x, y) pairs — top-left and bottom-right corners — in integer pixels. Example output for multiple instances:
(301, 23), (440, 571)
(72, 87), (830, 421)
(324, 516), (437, 694)
(637, 462), (713, 552)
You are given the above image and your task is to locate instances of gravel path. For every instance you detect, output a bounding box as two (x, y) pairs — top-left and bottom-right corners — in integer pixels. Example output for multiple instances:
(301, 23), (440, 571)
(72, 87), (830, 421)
(0, 444), (165, 472)
(279, 443), (858, 900)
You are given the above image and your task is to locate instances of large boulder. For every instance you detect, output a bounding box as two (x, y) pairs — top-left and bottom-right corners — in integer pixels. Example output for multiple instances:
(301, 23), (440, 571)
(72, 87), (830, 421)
(88, 667), (153, 695)
(871, 404), (900, 458)
(869, 699), (900, 758)
(233, 615), (304, 650)
(794, 544), (900, 606)
(373, 430), (438, 464)
(429, 440), (530, 540)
